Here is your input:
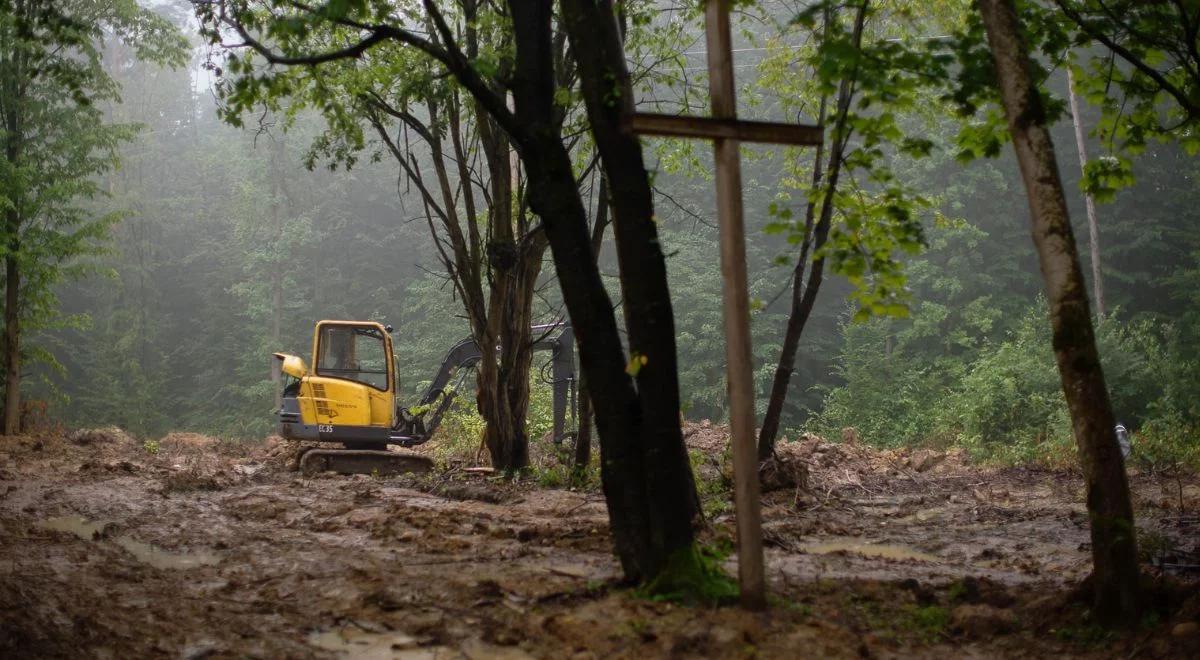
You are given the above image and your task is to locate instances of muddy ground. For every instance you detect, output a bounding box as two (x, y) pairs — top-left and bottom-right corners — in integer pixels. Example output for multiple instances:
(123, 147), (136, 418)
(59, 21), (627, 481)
(1, 424), (1197, 659)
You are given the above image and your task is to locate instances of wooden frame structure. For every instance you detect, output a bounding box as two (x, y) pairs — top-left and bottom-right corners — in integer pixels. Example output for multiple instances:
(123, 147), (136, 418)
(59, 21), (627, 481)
(625, 0), (822, 610)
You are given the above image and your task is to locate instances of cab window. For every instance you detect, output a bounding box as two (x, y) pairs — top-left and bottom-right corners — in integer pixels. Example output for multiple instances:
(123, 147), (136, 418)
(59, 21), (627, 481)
(316, 325), (389, 391)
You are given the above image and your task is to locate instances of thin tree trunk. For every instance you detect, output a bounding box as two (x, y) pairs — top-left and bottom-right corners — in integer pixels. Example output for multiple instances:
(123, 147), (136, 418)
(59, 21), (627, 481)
(979, 0), (1139, 624)
(476, 98), (548, 473)
(270, 138), (284, 410)
(2, 237), (18, 436)
(573, 371), (592, 470)
(1066, 67), (1105, 319)
(757, 2), (865, 460)
(573, 174), (610, 472)
(521, 131), (661, 578)
(447, 89), (480, 261)
(371, 71), (546, 473)
(484, 232), (547, 472)
(464, 57), (529, 473)
(2, 34), (22, 435)
(757, 93), (829, 460)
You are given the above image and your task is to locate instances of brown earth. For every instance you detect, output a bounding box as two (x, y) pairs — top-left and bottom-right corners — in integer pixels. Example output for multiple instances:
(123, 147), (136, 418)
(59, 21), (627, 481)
(1, 422), (1197, 659)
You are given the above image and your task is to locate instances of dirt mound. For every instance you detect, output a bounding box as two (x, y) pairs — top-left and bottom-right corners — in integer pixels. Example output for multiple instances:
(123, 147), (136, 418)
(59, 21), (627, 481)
(682, 419), (729, 456)
(67, 426), (134, 447)
(681, 420), (971, 497)
(157, 432), (220, 452)
(776, 432), (970, 497)
(254, 435), (294, 466)
(758, 453), (809, 493)
(153, 444), (243, 493)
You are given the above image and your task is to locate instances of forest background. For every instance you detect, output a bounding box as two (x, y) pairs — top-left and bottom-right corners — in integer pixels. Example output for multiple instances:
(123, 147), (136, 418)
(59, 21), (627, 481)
(25, 0), (1200, 471)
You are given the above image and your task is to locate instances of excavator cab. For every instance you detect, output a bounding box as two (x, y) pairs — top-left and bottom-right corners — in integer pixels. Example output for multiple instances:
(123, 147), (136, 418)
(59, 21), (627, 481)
(273, 320), (576, 475)
(275, 321), (398, 447)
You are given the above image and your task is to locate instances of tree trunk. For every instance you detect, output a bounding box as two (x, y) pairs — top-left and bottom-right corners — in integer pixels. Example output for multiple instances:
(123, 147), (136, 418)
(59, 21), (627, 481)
(506, 0), (700, 584)
(481, 232), (547, 472)
(573, 371), (592, 471)
(370, 73), (547, 473)
(1066, 67), (1105, 319)
(522, 131), (664, 578)
(2, 37), (22, 436)
(757, 93), (829, 460)
(558, 0), (700, 577)
(270, 137), (284, 411)
(757, 3), (865, 459)
(474, 94), (548, 473)
(979, 0), (1139, 624)
(573, 174), (611, 473)
(2, 233), (18, 436)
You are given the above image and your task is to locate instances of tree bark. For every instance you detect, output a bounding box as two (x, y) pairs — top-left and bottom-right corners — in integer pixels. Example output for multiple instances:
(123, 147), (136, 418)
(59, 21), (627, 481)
(455, 23), (549, 472)
(979, 0), (1139, 624)
(757, 2), (865, 460)
(2, 231), (18, 437)
(480, 229), (547, 472)
(757, 93), (829, 460)
(573, 371), (592, 471)
(573, 174), (610, 473)
(270, 137), (284, 411)
(559, 0), (700, 575)
(2, 19), (23, 436)
(1066, 67), (1105, 319)
(365, 51), (546, 473)
(501, 0), (700, 582)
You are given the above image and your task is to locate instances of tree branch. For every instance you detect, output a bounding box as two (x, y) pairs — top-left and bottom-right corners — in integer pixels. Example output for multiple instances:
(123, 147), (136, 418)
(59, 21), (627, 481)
(1053, 0), (1200, 119)
(212, 0), (527, 144)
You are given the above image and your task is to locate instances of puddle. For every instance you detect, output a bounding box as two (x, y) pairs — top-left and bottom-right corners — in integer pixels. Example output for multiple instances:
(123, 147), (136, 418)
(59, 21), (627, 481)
(112, 536), (219, 570)
(308, 627), (420, 659)
(797, 539), (941, 563)
(895, 507), (952, 524)
(37, 516), (219, 570)
(37, 515), (109, 539)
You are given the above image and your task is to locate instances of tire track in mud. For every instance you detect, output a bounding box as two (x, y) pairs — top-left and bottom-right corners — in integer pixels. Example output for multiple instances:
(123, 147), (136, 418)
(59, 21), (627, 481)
(1, 431), (1197, 658)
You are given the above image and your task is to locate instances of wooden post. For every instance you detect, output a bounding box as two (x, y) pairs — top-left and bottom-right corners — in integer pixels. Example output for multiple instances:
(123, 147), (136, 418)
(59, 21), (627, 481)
(705, 0), (765, 611)
(623, 0), (820, 610)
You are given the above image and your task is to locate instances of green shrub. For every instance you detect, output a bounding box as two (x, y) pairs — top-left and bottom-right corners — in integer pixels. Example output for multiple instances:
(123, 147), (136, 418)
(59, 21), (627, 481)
(425, 366), (573, 468)
(943, 308), (1074, 463)
(1132, 414), (1200, 472)
(815, 300), (1198, 468)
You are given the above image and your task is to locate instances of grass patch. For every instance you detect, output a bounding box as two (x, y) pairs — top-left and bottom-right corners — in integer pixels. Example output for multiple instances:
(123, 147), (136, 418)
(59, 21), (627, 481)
(849, 594), (950, 644)
(903, 605), (950, 643)
(1051, 622), (1112, 646)
(689, 448), (732, 519)
(769, 595), (814, 618)
(637, 542), (738, 606)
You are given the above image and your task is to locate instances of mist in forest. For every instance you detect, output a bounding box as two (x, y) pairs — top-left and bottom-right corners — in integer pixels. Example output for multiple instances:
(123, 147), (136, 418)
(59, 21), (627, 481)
(5, 0), (1200, 655)
(24, 1), (1198, 467)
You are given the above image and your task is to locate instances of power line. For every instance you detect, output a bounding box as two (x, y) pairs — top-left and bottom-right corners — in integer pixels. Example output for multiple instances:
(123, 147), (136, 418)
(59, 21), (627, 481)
(677, 34), (952, 59)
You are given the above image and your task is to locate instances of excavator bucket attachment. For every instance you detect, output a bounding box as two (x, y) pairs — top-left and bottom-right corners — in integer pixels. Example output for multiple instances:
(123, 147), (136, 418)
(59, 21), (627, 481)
(298, 448), (434, 477)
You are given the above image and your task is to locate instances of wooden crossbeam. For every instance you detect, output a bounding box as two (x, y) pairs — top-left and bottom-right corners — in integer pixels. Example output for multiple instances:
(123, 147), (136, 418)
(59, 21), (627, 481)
(621, 0), (824, 612)
(628, 112), (822, 146)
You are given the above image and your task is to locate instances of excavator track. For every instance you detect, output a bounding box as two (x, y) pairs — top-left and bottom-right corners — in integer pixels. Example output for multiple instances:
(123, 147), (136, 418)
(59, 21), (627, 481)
(298, 448), (434, 477)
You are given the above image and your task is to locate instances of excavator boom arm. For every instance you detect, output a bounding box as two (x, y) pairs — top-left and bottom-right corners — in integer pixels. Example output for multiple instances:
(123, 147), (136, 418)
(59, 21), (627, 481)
(394, 323), (575, 447)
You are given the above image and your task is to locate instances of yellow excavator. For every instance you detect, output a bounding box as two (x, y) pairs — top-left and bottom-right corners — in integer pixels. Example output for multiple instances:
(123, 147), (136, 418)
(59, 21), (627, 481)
(272, 320), (576, 475)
